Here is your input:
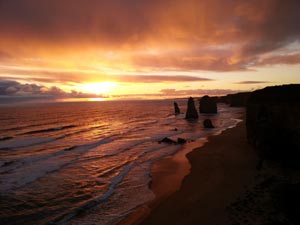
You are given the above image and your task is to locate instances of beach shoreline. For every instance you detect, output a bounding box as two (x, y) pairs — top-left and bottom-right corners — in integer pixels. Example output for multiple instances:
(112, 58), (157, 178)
(117, 116), (258, 225)
(116, 133), (209, 225)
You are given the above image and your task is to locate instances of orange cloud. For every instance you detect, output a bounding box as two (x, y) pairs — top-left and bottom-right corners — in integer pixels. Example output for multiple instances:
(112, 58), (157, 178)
(0, 0), (299, 90)
(0, 65), (212, 83)
(160, 88), (239, 96)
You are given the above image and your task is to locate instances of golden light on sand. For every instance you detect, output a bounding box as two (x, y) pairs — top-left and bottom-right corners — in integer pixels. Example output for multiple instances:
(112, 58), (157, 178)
(78, 82), (117, 96)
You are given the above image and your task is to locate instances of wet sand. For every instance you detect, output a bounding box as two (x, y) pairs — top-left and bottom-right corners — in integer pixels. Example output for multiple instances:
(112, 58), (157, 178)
(117, 136), (209, 225)
(119, 120), (259, 225)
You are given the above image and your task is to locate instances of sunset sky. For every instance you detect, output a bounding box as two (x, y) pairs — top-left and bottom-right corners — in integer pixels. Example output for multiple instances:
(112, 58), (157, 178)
(0, 0), (300, 101)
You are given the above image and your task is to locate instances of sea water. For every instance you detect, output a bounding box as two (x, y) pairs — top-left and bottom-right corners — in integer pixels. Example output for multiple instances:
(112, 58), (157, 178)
(0, 100), (243, 225)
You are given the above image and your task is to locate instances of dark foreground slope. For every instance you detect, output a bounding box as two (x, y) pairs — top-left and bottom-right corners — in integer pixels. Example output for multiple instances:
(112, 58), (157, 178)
(246, 84), (300, 167)
(243, 84), (300, 225)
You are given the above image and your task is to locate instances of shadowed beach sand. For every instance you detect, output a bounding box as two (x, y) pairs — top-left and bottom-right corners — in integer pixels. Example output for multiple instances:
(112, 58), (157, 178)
(118, 120), (259, 225)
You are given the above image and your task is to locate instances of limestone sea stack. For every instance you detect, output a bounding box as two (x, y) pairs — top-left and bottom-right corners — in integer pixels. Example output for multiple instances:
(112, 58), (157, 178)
(185, 97), (199, 119)
(203, 119), (214, 128)
(246, 84), (300, 167)
(174, 102), (180, 115)
(199, 95), (217, 113)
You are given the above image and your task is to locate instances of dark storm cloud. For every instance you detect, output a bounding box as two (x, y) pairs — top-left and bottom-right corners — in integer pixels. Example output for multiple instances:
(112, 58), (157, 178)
(0, 0), (158, 45)
(0, 79), (98, 98)
(0, 79), (57, 96)
(0, 80), (19, 95)
(256, 53), (300, 66)
(238, 0), (300, 57)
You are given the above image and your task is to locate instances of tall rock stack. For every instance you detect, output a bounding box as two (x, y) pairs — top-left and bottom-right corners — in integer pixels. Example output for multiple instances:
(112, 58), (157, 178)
(246, 84), (300, 167)
(199, 95), (217, 113)
(185, 97), (198, 119)
(174, 102), (180, 115)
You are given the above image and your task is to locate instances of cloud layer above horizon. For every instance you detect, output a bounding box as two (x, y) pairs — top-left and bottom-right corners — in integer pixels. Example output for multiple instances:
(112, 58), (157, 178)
(0, 0), (300, 99)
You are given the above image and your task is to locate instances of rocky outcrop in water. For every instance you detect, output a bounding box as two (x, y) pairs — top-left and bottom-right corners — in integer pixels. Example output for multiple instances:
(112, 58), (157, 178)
(159, 137), (187, 145)
(177, 138), (187, 144)
(174, 102), (180, 115)
(185, 97), (198, 119)
(199, 95), (217, 113)
(246, 84), (300, 167)
(203, 119), (214, 128)
(159, 137), (177, 144)
(0, 136), (13, 141)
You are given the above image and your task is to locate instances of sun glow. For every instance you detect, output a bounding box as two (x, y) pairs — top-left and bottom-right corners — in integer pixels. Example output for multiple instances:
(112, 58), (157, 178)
(79, 81), (117, 95)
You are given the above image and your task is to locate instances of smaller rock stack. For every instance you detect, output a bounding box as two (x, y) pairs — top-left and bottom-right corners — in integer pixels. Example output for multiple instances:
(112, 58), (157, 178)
(203, 119), (214, 128)
(174, 102), (180, 115)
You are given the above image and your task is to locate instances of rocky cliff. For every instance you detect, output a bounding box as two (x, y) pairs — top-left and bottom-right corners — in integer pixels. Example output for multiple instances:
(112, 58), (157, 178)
(227, 92), (251, 107)
(246, 84), (300, 167)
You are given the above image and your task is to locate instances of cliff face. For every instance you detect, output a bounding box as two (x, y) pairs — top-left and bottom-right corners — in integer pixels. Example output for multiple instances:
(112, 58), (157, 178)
(227, 92), (251, 107)
(246, 84), (300, 167)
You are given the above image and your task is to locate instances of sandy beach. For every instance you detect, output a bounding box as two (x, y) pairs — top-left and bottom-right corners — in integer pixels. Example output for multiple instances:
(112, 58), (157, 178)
(142, 120), (259, 225)
(117, 119), (260, 225)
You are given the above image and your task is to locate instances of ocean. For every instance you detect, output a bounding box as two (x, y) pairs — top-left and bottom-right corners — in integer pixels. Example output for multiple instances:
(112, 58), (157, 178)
(0, 100), (243, 225)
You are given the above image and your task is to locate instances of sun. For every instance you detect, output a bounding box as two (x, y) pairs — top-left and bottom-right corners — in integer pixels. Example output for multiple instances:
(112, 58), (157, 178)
(79, 81), (117, 95)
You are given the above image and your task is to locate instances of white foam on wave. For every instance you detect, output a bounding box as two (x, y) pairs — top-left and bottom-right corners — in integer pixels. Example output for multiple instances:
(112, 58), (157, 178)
(0, 137), (113, 192)
(53, 164), (135, 225)
(0, 136), (57, 149)
(23, 125), (77, 135)
(62, 162), (155, 225)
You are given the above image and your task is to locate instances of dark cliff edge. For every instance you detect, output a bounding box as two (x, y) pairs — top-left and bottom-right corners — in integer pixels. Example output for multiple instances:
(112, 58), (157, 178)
(215, 92), (251, 107)
(228, 84), (300, 225)
(246, 84), (300, 167)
